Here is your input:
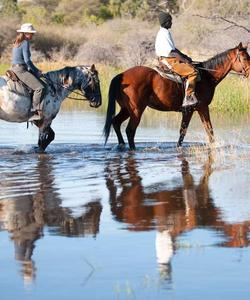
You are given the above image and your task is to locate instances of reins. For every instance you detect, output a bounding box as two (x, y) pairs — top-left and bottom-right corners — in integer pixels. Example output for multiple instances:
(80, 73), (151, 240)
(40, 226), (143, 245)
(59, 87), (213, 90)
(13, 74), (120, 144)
(43, 73), (90, 101)
(195, 49), (249, 78)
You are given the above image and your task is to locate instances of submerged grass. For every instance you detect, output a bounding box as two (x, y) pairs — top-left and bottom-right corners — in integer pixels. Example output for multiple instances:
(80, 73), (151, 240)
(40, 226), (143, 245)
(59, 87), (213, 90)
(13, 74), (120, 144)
(0, 63), (249, 113)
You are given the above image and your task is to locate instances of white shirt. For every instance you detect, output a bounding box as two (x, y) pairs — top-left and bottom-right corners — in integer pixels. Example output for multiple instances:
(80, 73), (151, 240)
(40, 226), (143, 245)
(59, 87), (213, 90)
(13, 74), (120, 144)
(155, 27), (175, 57)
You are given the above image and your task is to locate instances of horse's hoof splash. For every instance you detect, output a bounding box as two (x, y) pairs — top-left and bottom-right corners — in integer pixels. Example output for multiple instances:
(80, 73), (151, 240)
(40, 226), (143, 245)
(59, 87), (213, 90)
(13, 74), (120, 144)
(117, 143), (126, 152)
(34, 146), (46, 154)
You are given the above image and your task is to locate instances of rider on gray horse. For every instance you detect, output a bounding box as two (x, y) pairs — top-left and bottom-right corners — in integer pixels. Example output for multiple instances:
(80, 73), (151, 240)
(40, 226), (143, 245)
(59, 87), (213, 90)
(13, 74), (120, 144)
(11, 23), (45, 121)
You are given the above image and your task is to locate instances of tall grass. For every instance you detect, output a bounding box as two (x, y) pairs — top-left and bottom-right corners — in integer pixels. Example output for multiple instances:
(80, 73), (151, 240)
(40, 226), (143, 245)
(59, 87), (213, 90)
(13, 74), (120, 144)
(212, 75), (250, 113)
(0, 63), (249, 114)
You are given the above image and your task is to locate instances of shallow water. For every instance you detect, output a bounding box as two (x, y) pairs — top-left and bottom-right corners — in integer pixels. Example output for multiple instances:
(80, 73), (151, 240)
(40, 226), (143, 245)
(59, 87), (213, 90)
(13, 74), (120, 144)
(1, 109), (250, 300)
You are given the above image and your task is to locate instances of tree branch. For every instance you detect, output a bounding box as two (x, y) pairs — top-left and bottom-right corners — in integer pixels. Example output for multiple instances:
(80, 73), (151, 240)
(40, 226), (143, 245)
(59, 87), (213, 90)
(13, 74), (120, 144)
(193, 14), (250, 34)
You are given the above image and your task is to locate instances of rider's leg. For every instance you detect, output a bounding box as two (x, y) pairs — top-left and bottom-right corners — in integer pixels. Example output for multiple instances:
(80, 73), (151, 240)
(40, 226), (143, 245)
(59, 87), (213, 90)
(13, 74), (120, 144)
(11, 65), (45, 119)
(159, 58), (198, 107)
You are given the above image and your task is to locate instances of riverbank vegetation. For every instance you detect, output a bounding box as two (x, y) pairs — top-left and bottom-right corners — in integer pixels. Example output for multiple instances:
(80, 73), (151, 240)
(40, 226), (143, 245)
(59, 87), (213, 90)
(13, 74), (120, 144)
(0, 0), (249, 112)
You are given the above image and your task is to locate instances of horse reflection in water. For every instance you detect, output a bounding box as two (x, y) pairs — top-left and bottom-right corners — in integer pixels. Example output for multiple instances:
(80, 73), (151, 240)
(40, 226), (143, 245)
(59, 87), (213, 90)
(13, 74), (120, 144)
(0, 156), (102, 284)
(105, 154), (250, 281)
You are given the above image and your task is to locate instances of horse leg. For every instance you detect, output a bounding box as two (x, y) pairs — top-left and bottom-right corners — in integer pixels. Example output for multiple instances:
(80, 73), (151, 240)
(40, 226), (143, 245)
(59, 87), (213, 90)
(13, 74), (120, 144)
(37, 125), (55, 152)
(177, 110), (194, 147)
(125, 113), (142, 150)
(112, 108), (129, 148)
(197, 106), (215, 144)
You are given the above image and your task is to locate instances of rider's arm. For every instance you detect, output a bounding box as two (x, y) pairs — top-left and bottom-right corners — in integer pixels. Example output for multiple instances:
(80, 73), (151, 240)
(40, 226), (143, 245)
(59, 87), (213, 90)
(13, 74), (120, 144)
(22, 40), (41, 76)
(172, 48), (192, 63)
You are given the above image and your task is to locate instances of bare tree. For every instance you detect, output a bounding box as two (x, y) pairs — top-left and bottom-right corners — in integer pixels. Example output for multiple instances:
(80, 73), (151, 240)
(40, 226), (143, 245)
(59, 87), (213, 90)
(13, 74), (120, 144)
(193, 14), (250, 34)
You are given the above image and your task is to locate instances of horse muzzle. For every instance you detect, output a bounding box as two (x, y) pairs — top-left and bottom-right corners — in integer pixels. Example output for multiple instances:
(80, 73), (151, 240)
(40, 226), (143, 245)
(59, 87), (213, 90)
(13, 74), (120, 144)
(89, 95), (102, 108)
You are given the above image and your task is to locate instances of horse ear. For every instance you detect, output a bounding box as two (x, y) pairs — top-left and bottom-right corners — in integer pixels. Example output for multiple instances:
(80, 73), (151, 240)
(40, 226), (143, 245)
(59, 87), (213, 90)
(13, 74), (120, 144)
(242, 42), (249, 49)
(90, 64), (96, 72)
(238, 42), (243, 49)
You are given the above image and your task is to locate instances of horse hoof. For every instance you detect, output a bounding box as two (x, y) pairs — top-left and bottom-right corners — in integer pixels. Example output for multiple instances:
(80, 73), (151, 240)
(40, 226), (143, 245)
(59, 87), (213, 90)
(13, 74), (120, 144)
(117, 143), (126, 151)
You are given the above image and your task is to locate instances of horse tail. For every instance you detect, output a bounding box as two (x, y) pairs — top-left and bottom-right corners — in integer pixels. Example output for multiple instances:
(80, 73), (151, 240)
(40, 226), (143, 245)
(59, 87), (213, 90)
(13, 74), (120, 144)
(103, 74), (121, 145)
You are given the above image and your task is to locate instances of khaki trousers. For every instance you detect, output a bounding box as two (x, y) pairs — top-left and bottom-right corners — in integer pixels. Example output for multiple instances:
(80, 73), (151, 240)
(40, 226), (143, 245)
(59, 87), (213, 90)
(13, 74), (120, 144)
(11, 65), (45, 110)
(159, 57), (198, 96)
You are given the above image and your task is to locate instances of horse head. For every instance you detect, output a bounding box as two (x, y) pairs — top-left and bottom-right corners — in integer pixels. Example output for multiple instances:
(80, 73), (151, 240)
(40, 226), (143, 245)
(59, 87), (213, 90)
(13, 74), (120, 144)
(231, 42), (250, 77)
(77, 64), (102, 108)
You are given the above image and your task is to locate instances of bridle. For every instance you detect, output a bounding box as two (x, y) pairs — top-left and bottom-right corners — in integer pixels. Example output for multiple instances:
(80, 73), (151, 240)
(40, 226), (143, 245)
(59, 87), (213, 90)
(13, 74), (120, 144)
(44, 68), (100, 101)
(66, 71), (96, 101)
(233, 49), (249, 78)
(197, 49), (250, 79)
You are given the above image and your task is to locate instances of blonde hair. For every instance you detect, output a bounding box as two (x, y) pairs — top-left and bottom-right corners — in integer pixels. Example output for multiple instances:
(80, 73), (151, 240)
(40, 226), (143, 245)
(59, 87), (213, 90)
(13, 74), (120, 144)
(13, 33), (26, 48)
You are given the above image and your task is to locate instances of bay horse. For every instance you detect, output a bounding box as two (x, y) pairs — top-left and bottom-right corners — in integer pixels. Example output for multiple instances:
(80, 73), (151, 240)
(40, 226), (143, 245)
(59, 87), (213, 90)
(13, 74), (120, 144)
(104, 43), (250, 150)
(0, 64), (101, 151)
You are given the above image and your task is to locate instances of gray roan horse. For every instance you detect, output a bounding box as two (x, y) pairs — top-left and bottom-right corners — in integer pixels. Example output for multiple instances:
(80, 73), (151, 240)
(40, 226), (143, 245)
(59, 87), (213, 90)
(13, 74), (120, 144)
(0, 64), (102, 151)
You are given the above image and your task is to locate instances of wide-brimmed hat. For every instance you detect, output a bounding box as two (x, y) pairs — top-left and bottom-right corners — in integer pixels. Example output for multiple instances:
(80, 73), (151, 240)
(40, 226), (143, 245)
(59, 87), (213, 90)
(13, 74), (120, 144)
(17, 23), (37, 33)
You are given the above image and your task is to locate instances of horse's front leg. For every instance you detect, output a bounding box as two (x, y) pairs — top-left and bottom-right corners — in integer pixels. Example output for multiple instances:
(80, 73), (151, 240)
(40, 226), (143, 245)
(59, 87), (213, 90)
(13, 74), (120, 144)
(197, 106), (215, 144)
(37, 124), (55, 152)
(177, 110), (194, 147)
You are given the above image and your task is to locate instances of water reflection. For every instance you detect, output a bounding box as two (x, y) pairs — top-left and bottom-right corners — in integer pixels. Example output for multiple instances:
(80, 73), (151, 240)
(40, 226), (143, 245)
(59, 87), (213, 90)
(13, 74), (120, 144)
(0, 155), (102, 284)
(105, 153), (250, 281)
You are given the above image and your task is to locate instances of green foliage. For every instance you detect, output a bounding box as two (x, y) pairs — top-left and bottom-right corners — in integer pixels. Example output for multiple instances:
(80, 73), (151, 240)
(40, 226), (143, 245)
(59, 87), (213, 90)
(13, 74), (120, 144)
(21, 5), (48, 25)
(98, 5), (113, 20)
(0, 0), (20, 16)
(12, 0), (180, 25)
(51, 13), (65, 24)
(7, 0), (248, 26)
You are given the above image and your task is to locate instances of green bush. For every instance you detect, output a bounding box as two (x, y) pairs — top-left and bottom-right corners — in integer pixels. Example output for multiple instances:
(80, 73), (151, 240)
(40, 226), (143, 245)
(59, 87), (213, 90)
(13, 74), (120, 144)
(0, 0), (20, 17)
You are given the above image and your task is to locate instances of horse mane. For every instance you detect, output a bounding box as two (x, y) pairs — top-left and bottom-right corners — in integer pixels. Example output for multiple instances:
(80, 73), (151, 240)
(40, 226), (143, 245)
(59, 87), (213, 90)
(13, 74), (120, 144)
(202, 48), (234, 70)
(46, 66), (75, 78)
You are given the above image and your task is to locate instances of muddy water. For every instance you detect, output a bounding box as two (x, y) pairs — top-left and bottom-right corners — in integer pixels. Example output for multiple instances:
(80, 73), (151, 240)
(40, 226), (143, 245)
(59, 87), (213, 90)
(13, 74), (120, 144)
(1, 109), (250, 300)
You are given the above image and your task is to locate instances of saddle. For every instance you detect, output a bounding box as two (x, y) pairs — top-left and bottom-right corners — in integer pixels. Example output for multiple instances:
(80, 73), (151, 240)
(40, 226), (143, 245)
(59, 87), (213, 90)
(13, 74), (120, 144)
(6, 70), (19, 82)
(5, 69), (33, 97)
(155, 62), (183, 83)
(155, 61), (201, 83)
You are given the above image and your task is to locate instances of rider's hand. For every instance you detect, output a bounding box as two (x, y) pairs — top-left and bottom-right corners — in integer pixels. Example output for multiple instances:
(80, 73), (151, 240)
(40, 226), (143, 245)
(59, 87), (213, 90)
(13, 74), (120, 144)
(37, 70), (43, 78)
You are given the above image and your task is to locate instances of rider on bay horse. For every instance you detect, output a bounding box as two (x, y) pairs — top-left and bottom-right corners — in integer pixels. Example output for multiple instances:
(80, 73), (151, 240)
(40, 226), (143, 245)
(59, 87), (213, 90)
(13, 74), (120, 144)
(11, 23), (45, 121)
(155, 11), (198, 108)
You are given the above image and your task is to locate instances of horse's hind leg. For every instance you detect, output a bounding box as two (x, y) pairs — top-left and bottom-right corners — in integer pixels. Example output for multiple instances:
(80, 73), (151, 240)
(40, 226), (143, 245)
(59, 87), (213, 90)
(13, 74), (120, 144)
(177, 110), (194, 147)
(126, 113), (143, 150)
(38, 125), (55, 152)
(113, 107), (129, 147)
(197, 107), (214, 144)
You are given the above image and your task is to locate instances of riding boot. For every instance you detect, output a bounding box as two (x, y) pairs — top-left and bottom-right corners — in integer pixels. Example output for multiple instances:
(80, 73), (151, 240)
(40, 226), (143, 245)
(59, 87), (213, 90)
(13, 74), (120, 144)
(182, 93), (198, 108)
